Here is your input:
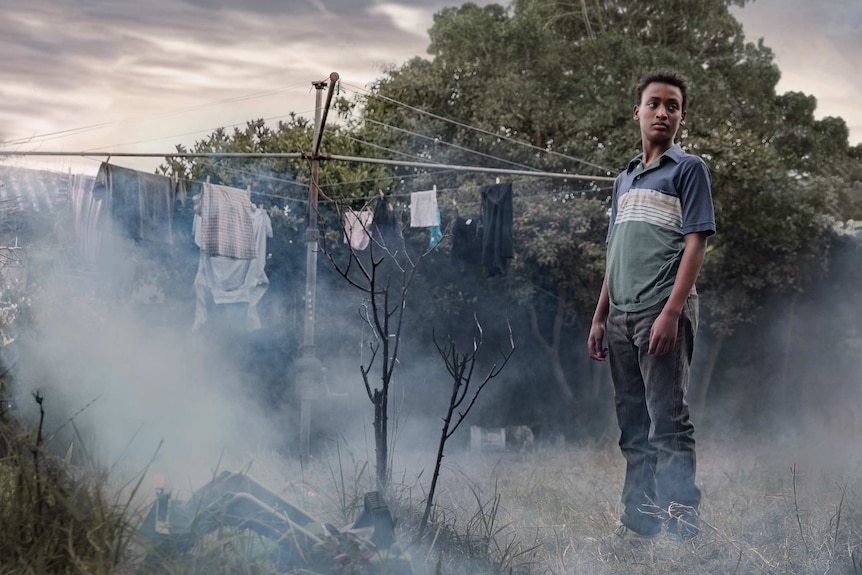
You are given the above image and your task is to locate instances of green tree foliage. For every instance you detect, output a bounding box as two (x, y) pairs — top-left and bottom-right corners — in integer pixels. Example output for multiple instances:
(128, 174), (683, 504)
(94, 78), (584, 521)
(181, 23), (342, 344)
(159, 116), (399, 289)
(356, 0), (861, 405)
(161, 115), (392, 217)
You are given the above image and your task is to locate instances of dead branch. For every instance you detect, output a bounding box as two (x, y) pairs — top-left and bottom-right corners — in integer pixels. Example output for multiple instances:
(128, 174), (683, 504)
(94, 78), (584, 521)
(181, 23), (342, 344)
(419, 315), (515, 536)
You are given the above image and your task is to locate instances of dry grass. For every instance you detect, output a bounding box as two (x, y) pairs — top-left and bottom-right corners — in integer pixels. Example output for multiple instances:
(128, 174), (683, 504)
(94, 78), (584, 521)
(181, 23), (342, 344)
(4, 408), (862, 575)
(387, 437), (862, 574)
(238, 432), (861, 574)
(0, 410), (141, 575)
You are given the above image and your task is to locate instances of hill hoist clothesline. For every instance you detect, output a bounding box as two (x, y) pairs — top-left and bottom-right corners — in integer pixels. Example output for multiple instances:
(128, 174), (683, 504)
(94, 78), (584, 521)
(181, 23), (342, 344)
(0, 72), (616, 460)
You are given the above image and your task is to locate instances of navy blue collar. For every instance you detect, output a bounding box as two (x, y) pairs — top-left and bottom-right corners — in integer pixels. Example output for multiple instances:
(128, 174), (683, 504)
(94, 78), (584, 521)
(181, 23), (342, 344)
(626, 144), (684, 174)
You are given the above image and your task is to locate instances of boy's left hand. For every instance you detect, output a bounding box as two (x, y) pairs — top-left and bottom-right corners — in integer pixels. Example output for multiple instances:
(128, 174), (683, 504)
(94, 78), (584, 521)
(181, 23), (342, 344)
(648, 310), (679, 355)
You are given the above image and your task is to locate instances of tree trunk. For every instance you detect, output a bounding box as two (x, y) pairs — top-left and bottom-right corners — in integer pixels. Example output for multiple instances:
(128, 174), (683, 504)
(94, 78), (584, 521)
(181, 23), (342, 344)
(527, 291), (574, 403)
(374, 389), (387, 489)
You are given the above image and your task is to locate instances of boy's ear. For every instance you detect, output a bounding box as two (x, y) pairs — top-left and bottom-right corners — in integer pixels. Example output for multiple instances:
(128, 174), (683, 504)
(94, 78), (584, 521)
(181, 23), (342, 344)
(681, 110), (687, 125)
(633, 104), (639, 121)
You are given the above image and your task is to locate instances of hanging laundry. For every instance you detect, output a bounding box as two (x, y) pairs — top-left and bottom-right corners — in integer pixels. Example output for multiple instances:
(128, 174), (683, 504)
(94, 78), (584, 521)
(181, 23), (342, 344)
(452, 215), (481, 266)
(92, 162), (184, 244)
(198, 181), (256, 259)
(429, 207), (442, 249)
(369, 194), (403, 252)
(192, 205), (273, 332)
(410, 189), (438, 227)
(343, 209), (374, 251)
(480, 181), (514, 276)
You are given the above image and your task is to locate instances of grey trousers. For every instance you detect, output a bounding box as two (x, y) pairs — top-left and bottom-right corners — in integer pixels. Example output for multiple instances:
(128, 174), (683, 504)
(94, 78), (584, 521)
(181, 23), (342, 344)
(606, 296), (701, 536)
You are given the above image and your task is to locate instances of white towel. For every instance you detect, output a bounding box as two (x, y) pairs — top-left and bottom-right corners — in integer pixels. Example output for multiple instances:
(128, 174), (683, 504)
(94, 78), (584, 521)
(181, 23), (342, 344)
(410, 190), (439, 227)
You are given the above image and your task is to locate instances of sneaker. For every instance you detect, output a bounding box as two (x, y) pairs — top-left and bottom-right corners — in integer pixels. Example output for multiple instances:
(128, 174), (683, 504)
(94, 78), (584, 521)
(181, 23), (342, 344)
(598, 524), (661, 559)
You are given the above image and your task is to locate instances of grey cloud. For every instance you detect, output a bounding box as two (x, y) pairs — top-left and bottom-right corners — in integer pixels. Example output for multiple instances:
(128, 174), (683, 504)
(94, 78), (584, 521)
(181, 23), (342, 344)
(2, 0), (859, 151)
(0, 0), (437, 143)
(732, 0), (862, 142)
(175, 0), (472, 16)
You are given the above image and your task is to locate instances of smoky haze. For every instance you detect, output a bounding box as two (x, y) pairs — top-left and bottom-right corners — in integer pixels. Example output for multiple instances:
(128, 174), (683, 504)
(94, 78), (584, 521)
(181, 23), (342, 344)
(14, 252), (292, 490)
(4, 160), (861, 515)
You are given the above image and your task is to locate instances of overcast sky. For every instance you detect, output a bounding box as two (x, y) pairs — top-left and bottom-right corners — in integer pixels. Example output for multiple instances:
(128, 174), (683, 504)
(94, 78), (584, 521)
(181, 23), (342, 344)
(0, 0), (860, 175)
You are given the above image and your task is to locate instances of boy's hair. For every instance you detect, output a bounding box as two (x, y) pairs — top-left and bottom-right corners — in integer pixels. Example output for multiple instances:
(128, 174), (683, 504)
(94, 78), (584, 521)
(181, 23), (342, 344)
(636, 70), (689, 113)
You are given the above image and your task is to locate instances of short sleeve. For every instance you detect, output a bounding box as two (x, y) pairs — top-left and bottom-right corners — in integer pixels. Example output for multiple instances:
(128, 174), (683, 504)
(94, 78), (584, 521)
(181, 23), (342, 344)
(677, 156), (716, 236)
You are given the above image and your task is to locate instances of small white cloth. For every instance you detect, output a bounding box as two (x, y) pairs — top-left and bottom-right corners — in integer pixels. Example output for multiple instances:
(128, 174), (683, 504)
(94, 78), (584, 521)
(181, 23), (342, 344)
(343, 210), (373, 251)
(410, 190), (439, 227)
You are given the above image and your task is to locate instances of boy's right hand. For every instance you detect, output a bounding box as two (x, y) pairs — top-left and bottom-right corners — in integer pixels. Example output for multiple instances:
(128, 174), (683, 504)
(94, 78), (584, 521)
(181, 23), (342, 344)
(587, 323), (609, 361)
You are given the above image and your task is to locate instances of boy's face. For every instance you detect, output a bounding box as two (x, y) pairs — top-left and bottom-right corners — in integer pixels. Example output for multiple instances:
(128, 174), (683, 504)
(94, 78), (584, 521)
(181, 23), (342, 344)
(634, 81), (685, 146)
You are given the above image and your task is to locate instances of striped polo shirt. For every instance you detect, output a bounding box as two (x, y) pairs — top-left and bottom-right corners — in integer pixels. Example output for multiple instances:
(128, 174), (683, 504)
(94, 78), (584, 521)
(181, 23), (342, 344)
(606, 144), (716, 312)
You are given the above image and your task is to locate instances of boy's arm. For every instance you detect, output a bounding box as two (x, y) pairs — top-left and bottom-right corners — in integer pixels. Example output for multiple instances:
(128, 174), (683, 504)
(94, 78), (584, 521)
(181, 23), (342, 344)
(648, 231), (709, 355)
(588, 274), (611, 361)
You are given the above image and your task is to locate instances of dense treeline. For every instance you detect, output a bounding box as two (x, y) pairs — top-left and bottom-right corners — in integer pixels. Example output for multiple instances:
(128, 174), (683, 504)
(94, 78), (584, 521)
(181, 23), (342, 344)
(160, 0), (862, 442)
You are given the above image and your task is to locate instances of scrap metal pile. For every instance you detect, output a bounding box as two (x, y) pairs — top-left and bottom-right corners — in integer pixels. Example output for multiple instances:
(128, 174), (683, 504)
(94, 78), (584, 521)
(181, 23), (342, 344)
(139, 471), (412, 574)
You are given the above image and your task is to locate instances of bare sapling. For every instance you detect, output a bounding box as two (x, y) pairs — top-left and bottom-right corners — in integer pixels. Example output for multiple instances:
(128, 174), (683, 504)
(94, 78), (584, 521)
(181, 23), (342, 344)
(418, 316), (515, 537)
(322, 199), (429, 490)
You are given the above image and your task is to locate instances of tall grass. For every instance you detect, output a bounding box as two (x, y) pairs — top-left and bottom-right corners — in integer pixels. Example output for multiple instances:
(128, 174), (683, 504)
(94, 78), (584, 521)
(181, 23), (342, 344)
(0, 401), (140, 575)
(401, 438), (862, 574)
(4, 404), (861, 575)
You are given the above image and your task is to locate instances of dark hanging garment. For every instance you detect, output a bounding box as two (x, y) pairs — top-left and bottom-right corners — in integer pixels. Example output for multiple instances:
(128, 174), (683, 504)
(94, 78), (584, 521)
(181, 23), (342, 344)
(480, 182), (514, 275)
(369, 195), (403, 252)
(92, 163), (179, 244)
(452, 215), (481, 265)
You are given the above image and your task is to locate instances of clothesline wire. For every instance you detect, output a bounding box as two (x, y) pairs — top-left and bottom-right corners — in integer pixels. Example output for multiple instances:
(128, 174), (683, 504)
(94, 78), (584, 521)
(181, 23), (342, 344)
(77, 118), (471, 194)
(341, 82), (617, 175)
(361, 117), (542, 173)
(60, 159), (609, 212)
(321, 169), (461, 190)
(72, 166), (312, 206)
(78, 149), (527, 203)
(339, 133), (440, 164)
(4, 84), (614, 188)
(164, 137), (465, 196)
(4, 149), (608, 211)
(333, 176), (613, 205)
(75, 90), (583, 194)
(4, 73), (613, 191)
(4, 136), (616, 219)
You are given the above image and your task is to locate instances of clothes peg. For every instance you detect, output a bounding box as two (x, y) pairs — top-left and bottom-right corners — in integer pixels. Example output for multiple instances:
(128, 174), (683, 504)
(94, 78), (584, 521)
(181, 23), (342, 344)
(495, 177), (501, 184)
(206, 175), (211, 184)
(433, 184), (437, 192)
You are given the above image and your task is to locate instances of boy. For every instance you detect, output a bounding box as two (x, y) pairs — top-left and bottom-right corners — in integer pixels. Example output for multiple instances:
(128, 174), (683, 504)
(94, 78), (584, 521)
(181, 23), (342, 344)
(587, 70), (716, 545)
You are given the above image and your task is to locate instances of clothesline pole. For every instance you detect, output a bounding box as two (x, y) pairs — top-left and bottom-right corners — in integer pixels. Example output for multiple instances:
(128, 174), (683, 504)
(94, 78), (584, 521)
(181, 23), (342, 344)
(297, 72), (339, 462)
